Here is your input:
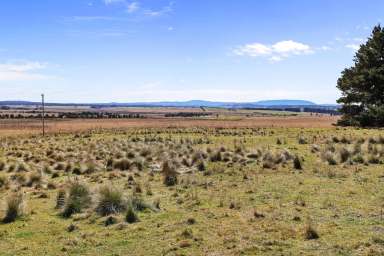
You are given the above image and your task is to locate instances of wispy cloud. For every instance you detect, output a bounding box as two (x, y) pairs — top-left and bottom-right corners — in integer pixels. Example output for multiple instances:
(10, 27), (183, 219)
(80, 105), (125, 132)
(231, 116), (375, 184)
(104, 0), (126, 5)
(234, 40), (313, 62)
(142, 2), (174, 17)
(70, 16), (124, 22)
(127, 2), (139, 13)
(345, 44), (360, 51)
(0, 61), (51, 81)
(66, 29), (129, 37)
(102, 0), (174, 17)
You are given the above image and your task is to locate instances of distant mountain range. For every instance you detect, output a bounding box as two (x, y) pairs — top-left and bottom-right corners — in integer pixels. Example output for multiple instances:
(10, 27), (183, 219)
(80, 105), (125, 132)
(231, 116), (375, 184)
(0, 99), (338, 109)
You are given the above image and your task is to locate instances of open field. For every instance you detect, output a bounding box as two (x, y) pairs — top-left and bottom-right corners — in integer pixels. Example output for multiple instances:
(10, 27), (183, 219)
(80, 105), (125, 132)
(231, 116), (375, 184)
(0, 124), (384, 255)
(0, 115), (338, 136)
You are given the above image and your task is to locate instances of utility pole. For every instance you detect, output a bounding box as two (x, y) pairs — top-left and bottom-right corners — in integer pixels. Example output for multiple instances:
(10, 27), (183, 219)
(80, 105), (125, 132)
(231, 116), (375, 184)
(41, 94), (45, 136)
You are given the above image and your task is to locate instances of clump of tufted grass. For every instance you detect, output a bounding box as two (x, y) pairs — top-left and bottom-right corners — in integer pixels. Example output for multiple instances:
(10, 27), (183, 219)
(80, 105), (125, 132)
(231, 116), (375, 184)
(162, 160), (178, 186)
(338, 147), (351, 163)
(293, 155), (302, 170)
(0, 160), (5, 171)
(62, 180), (92, 218)
(113, 158), (131, 171)
(304, 222), (319, 240)
(96, 185), (125, 216)
(26, 171), (42, 187)
(125, 203), (139, 224)
(2, 192), (24, 223)
(0, 175), (9, 189)
(298, 136), (308, 144)
(55, 189), (66, 209)
(322, 151), (337, 165)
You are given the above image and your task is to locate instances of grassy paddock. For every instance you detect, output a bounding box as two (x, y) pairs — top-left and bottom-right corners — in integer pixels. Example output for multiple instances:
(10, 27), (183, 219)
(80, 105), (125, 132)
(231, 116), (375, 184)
(0, 127), (383, 255)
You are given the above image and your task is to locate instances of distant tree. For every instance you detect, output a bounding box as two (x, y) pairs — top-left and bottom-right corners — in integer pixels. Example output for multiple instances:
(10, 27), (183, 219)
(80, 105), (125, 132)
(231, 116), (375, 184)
(337, 25), (384, 127)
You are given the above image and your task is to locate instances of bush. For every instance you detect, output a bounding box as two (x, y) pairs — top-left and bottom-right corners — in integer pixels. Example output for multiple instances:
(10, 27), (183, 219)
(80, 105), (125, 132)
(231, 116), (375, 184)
(2, 193), (24, 223)
(62, 181), (92, 218)
(96, 185), (125, 216)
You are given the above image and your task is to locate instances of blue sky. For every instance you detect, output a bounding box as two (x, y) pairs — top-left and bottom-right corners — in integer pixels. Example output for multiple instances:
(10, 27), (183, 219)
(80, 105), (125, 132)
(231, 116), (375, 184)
(0, 0), (383, 103)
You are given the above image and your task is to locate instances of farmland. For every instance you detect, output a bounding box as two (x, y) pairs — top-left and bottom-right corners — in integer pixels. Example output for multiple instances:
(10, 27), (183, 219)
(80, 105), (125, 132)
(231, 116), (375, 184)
(0, 112), (383, 255)
(0, 106), (337, 136)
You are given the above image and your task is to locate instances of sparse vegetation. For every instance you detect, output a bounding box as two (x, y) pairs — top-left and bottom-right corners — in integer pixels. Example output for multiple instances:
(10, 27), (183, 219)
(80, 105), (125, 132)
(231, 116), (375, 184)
(0, 127), (383, 255)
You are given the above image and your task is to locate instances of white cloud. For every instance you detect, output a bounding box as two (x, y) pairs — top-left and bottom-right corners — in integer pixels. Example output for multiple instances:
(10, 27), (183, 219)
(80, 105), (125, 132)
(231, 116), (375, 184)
(102, 0), (173, 17)
(269, 56), (283, 63)
(272, 40), (312, 55)
(234, 40), (312, 62)
(103, 0), (125, 5)
(234, 43), (271, 57)
(127, 2), (139, 13)
(319, 46), (332, 51)
(346, 44), (359, 50)
(0, 61), (51, 81)
(143, 2), (174, 17)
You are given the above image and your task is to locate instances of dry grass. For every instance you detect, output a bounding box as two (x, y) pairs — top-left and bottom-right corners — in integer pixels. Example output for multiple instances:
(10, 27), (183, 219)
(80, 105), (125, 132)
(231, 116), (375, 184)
(0, 115), (338, 136)
(1, 125), (383, 256)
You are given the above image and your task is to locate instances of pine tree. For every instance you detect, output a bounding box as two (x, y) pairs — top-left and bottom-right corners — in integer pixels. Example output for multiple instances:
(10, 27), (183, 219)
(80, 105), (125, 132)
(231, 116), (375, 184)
(337, 25), (384, 127)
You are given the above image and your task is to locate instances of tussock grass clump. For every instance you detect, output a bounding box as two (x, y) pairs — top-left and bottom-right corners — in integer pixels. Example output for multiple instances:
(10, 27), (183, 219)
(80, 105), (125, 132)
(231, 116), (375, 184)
(96, 185), (125, 216)
(293, 155), (302, 170)
(85, 162), (98, 174)
(210, 151), (222, 162)
(2, 193), (24, 223)
(62, 181), (92, 218)
(113, 158), (131, 171)
(368, 155), (380, 164)
(162, 161), (178, 186)
(26, 171), (42, 187)
(17, 162), (29, 172)
(196, 161), (206, 172)
(352, 154), (365, 164)
(125, 204), (139, 223)
(338, 147), (351, 163)
(298, 136), (308, 144)
(311, 144), (320, 153)
(0, 175), (9, 189)
(262, 151), (276, 169)
(0, 160), (5, 171)
(322, 151), (337, 165)
(55, 189), (66, 209)
(304, 222), (319, 240)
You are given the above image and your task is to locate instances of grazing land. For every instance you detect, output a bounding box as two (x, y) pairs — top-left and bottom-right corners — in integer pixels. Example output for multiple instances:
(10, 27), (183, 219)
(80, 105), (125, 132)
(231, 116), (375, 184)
(1, 117), (384, 255)
(0, 106), (338, 136)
